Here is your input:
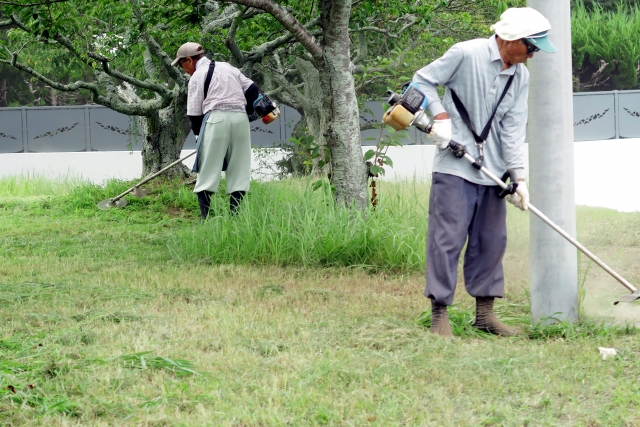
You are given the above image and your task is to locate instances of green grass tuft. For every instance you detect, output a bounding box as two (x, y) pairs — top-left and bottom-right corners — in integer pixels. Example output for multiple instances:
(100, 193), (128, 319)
(170, 179), (429, 272)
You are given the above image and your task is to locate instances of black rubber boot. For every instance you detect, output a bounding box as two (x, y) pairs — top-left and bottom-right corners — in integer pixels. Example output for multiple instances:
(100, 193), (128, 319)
(430, 300), (453, 338)
(229, 191), (246, 215)
(472, 297), (518, 336)
(196, 191), (214, 220)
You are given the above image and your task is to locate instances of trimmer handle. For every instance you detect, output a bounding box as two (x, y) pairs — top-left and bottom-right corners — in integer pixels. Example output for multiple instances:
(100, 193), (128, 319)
(447, 140), (467, 158)
(497, 171), (519, 199)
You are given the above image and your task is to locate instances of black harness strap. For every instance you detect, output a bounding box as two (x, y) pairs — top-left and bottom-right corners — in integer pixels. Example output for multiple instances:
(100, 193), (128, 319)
(203, 61), (216, 97)
(450, 69), (516, 169)
(201, 60), (228, 172)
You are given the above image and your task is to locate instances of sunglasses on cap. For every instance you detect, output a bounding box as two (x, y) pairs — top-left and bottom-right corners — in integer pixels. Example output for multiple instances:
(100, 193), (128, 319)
(522, 39), (540, 54)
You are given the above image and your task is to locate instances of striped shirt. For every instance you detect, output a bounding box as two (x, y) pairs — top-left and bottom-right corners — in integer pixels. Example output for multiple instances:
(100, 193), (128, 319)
(187, 57), (254, 116)
(413, 35), (529, 185)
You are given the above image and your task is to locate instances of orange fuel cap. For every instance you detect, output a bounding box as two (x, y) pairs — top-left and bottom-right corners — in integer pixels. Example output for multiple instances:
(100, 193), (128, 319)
(261, 107), (280, 124)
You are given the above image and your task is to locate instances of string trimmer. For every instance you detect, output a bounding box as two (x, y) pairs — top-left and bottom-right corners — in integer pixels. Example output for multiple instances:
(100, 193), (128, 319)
(97, 151), (195, 210)
(382, 84), (640, 305)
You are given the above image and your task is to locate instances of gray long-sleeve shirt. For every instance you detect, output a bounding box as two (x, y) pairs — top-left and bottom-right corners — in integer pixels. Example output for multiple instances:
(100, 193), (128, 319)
(413, 35), (529, 185)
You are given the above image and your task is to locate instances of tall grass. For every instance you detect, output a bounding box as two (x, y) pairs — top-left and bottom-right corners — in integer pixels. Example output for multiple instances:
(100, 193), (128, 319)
(572, 0), (640, 90)
(170, 179), (430, 272)
(0, 173), (86, 197)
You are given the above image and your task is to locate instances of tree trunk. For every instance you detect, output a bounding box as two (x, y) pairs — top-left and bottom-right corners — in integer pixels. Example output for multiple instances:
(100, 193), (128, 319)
(319, 1), (368, 208)
(294, 59), (328, 175)
(304, 109), (327, 174)
(49, 86), (58, 106)
(0, 79), (7, 107)
(140, 95), (192, 177)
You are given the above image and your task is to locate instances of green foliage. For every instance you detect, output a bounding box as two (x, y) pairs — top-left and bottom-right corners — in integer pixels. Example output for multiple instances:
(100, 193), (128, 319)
(0, 0), (200, 105)
(354, 0), (518, 101)
(288, 132), (331, 174)
(366, 123), (407, 178)
(572, 0), (640, 12)
(489, 0), (527, 16)
(572, 1), (640, 91)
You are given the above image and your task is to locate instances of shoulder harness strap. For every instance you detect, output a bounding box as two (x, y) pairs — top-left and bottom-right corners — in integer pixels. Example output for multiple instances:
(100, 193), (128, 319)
(203, 61), (216, 97)
(449, 66), (517, 169)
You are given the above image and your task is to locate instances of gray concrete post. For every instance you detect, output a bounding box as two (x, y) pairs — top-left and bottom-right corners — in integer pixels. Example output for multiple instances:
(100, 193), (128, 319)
(526, 1), (579, 322)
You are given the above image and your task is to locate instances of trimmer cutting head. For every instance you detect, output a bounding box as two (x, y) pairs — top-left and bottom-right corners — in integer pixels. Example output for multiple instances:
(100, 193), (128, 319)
(97, 198), (128, 210)
(614, 292), (640, 305)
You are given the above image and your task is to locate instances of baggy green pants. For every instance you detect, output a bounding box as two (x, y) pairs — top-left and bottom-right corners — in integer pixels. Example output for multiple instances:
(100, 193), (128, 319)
(193, 110), (251, 194)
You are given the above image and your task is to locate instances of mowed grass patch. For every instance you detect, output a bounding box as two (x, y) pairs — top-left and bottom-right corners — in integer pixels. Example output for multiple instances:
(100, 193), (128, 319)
(1, 175), (640, 425)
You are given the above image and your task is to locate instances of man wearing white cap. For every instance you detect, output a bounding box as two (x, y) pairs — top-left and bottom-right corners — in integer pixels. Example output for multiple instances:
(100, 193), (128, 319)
(412, 8), (557, 337)
(172, 42), (260, 218)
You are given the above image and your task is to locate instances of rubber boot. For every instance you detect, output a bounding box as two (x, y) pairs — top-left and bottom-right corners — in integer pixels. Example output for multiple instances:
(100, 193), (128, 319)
(229, 191), (245, 215)
(430, 300), (453, 338)
(196, 191), (213, 220)
(472, 297), (517, 336)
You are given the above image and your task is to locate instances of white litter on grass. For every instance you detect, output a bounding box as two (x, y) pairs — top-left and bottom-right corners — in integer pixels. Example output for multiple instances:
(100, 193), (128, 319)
(598, 347), (618, 360)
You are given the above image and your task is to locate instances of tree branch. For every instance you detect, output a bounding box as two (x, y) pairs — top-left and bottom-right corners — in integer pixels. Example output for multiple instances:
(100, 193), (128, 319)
(202, 3), (263, 33)
(255, 62), (311, 112)
(85, 51), (172, 98)
(130, 0), (186, 85)
(140, 32), (186, 86)
(142, 47), (159, 81)
(351, 15), (418, 39)
(116, 81), (142, 104)
(245, 15), (321, 64)
(360, 121), (382, 132)
(352, 30), (367, 65)
(225, 5), (246, 65)
(0, 56), (170, 116)
(220, 0), (323, 61)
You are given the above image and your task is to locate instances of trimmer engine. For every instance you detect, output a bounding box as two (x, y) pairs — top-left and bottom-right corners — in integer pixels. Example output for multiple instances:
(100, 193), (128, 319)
(252, 93), (280, 124)
(383, 82), (431, 133)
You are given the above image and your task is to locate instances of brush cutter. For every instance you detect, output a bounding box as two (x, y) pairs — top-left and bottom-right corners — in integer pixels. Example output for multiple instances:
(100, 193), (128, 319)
(382, 86), (640, 305)
(97, 151), (195, 210)
(446, 140), (640, 305)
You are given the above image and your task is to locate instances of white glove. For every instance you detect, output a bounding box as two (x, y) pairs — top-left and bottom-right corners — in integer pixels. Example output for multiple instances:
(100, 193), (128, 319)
(506, 180), (529, 211)
(428, 119), (452, 149)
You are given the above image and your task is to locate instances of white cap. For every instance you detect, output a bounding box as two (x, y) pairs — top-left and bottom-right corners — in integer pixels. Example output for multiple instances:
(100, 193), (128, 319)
(490, 7), (551, 41)
(171, 42), (205, 66)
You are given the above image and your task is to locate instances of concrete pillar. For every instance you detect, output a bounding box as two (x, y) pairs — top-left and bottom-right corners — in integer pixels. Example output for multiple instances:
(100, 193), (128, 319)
(526, 0), (579, 322)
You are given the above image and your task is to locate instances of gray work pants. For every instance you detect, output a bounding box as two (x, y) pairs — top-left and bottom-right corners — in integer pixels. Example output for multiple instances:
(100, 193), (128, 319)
(425, 172), (507, 306)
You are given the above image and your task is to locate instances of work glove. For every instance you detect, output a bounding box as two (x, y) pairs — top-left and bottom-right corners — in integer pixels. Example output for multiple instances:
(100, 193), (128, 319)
(506, 180), (529, 211)
(428, 119), (452, 150)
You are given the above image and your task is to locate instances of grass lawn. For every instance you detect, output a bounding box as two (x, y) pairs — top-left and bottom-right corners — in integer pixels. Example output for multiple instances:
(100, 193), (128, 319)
(0, 176), (639, 426)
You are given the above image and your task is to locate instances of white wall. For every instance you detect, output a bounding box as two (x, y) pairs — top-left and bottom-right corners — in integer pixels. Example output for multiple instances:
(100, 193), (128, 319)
(1, 139), (639, 212)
